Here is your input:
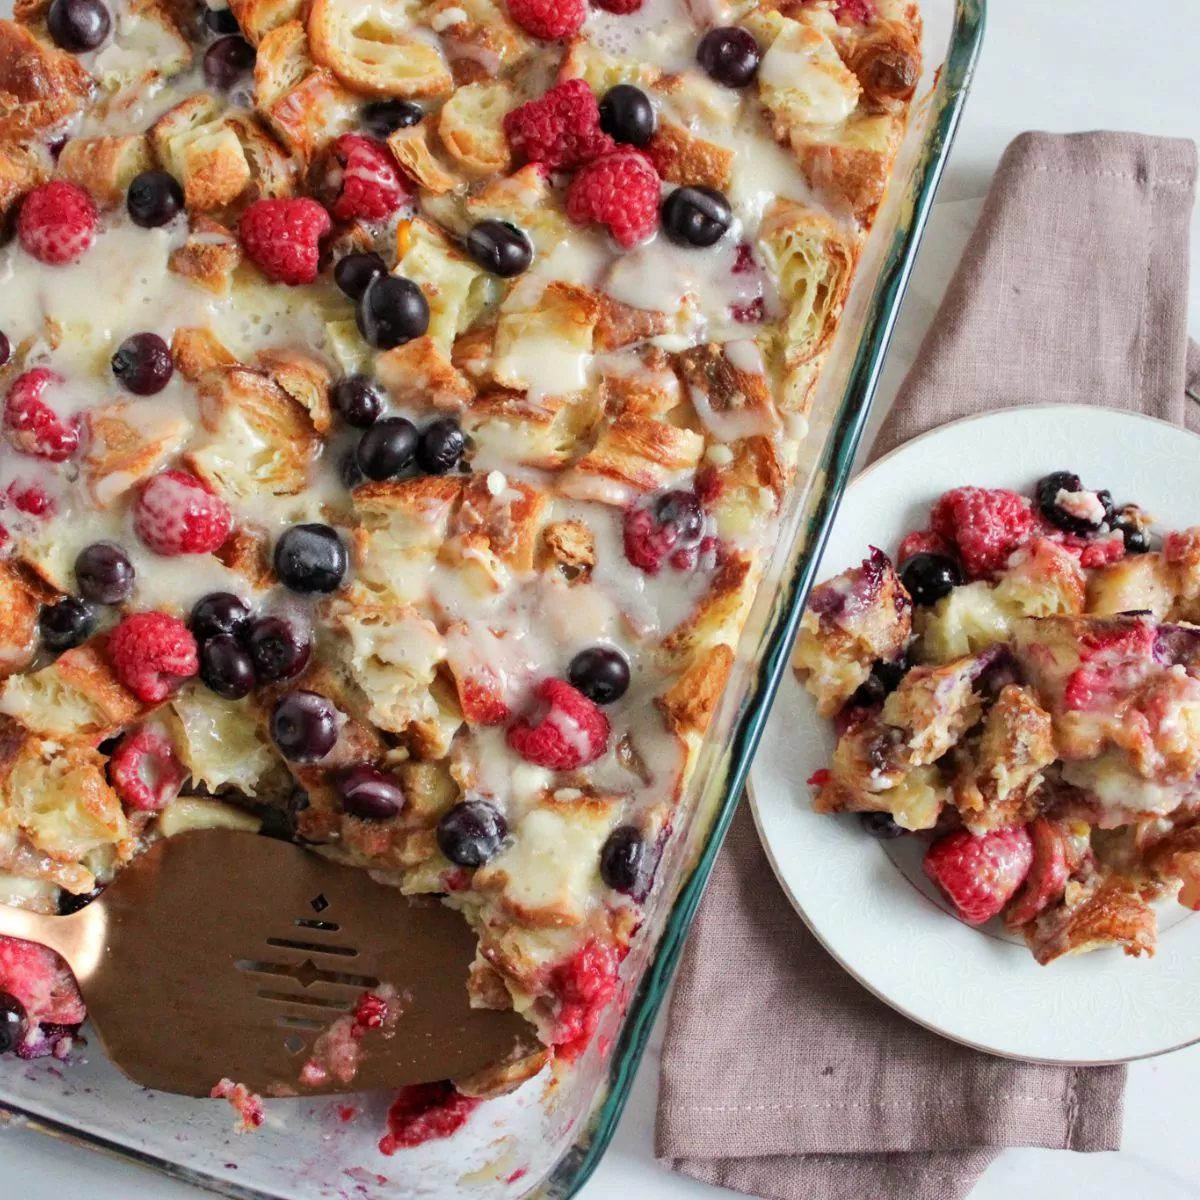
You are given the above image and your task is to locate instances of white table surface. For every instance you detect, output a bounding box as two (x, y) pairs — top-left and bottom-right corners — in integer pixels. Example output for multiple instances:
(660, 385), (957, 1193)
(9, 1), (1200, 1197)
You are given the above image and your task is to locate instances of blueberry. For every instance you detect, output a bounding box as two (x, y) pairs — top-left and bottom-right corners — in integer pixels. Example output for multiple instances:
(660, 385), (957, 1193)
(111, 332), (173, 395)
(356, 416), (418, 481)
(860, 812), (905, 839)
(39, 597), (95, 652)
(1115, 518), (1152, 554)
(204, 4), (241, 34)
(274, 523), (347, 594)
(599, 85), (656, 147)
(247, 615), (311, 683)
(271, 691), (338, 763)
(191, 591), (251, 642)
(0, 992), (27, 1056)
(568, 647), (630, 705)
(333, 375), (383, 428)
(696, 26), (760, 88)
(126, 170), (184, 228)
(75, 541), (134, 605)
(436, 800), (507, 867)
(335, 765), (405, 820)
(1035, 471), (1107, 536)
(599, 825), (645, 894)
(465, 220), (533, 278)
(47, 0), (111, 52)
(200, 633), (257, 699)
(661, 186), (732, 248)
(340, 448), (364, 490)
(654, 490), (704, 546)
(356, 275), (429, 350)
(203, 35), (256, 91)
(416, 417), (465, 475)
(0, 332), (10, 367)
(57, 886), (102, 916)
(362, 99), (423, 139)
(850, 658), (907, 707)
(898, 553), (962, 607)
(334, 252), (387, 302)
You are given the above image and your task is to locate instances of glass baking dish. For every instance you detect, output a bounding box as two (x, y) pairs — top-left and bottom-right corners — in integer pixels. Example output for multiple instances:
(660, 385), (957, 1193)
(0, 1), (983, 1195)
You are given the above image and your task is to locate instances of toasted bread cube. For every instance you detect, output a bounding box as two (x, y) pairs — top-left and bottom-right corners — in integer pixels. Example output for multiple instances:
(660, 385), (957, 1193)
(646, 116), (733, 190)
(541, 519), (595, 584)
(422, 0), (531, 81)
(0, 140), (48, 220)
(757, 13), (861, 129)
(152, 93), (252, 211)
(308, 0), (454, 98)
(56, 135), (153, 207)
(396, 218), (494, 354)
(190, 365), (320, 499)
(254, 18), (313, 106)
(555, 34), (660, 93)
(224, 112), (297, 199)
(792, 111), (904, 226)
(464, 391), (600, 471)
(1088, 551), (1175, 619)
(172, 326), (239, 382)
(4, 736), (128, 864)
(0, 21), (92, 143)
(0, 563), (38, 678)
(437, 81), (517, 177)
(264, 67), (358, 163)
(374, 336), (474, 411)
(882, 653), (986, 767)
(255, 348), (333, 433)
(658, 643), (735, 736)
(387, 122), (463, 194)
(82, 400), (193, 508)
(993, 538), (1087, 618)
(230, 0), (304, 44)
(663, 552), (757, 662)
(568, 411), (704, 496)
(1025, 877), (1156, 965)
(916, 580), (1011, 665)
(474, 794), (621, 928)
(704, 434), (788, 541)
(593, 295), (672, 351)
(492, 282), (599, 396)
(166, 682), (281, 796)
(674, 340), (781, 442)
(168, 217), (244, 295)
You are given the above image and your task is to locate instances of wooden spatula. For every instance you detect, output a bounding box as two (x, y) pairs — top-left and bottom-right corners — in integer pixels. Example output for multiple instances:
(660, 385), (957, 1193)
(0, 829), (540, 1098)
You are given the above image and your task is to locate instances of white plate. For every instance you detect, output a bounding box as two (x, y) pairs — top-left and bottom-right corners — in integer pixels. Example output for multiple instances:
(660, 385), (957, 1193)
(750, 404), (1200, 1064)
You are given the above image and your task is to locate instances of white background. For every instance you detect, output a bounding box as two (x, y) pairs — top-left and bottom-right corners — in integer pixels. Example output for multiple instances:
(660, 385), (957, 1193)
(9, 1), (1200, 1197)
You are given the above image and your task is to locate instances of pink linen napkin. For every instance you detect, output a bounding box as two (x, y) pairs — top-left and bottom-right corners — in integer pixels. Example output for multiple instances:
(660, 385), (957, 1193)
(656, 131), (1199, 1200)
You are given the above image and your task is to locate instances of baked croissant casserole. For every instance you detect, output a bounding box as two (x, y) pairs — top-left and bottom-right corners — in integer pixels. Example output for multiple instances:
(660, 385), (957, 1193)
(0, 0), (920, 1145)
(795, 472), (1200, 965)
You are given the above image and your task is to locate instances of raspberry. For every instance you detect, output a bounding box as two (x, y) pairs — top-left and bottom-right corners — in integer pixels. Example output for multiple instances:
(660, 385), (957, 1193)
(108, 611), (199, 703)
(134, 469), (232, 556)
(1062, 617), (1156, 711)
(923, 825), (1033, 926)
(896, 528), (953, 563)
(928, 487), (1035, 578)
(6, 480), (54, 517)
(832, 0), (875, 22)
(457, 676), (510, 725)
(1004, 818), (1069, 929)
(731, 242), (756, 274)
(379, 1082), (481, 1154)
(506, 0), (585, 39)
(549, 939), (619, 1060)
(566, 149), (660, 249)
(238, 197), (331, 286)
(17, 181), (98, 266)
(730, 296), (764, 324)
(328, 134), (411, 223)
(623, 490), (706, 574)
(1059, 530), (1127, 569)
(4, 368), (80, 462)
(503, 80), (614, 169)
(0, 935), (85, 1027)
(506, 678), (610, 769)
(109, 727), (188, 812)
(592, 0), (642, 11)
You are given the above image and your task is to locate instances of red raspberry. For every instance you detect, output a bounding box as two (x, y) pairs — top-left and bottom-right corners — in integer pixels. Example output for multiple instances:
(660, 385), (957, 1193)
(506, 0), (585, 39)
(566, 149), (659, 249)
(1061, 530), (1126, 569)
(506, 678), (610, 769)
(730, 296), (764, 324)
(731, 242), (756, 274)
(238, 197), (331, 286)
(134, 469), (232, 556)
(503, 80), (614, 169)
(351, 991), (389, 1035)
(4, 368), (80, 462)
(923, 824), (1033, 926)
(1004, 817), (1069, 929)
(929, 487), (1035, 578)
(831, 0), (875, 22)
(6, 480), (53, 517)
(896, 528), (953, 563)
(592, 0), (642, 11)
(1062, 617), (1156, 712)
(623, 490), (705, 575)
(457, 676), (510, 725)
(328, 134), (411, 223)
(108, 611), (199, 703)
(109, 727), (188, 812)
(17, 181), (98, 266)
(379, 1082), (481, 1154)
(0, 935), (85, 1027)
(549, 939), (619, 1060)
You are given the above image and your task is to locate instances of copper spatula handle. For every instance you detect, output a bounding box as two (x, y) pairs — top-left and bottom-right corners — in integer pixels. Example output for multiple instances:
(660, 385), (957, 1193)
(0, 900), (104, 985)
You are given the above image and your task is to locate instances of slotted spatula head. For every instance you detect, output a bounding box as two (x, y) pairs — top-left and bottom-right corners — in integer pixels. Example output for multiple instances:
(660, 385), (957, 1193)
(1, 830), (540, 1098)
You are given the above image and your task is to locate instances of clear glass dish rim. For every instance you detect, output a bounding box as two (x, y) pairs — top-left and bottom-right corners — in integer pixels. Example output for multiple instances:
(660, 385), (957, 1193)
(545, 1), (986, 1194)
(0, 3), (985, 1196)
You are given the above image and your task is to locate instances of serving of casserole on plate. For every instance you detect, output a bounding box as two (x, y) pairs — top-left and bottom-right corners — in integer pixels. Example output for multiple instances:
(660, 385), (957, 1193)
(0, 0), (984, 1192)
